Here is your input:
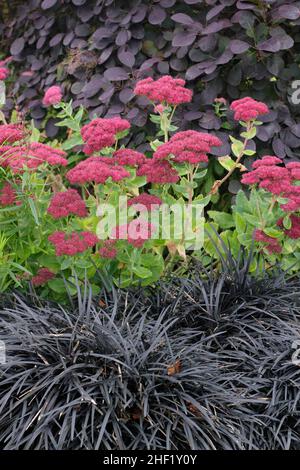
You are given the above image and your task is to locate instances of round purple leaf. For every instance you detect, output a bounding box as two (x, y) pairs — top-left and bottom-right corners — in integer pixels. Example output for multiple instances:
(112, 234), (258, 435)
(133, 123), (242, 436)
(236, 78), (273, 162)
(50, 33), (64, 47)
(104, 67), (129, 81)
(72, 0), (87, 5)
(230, 40), (250, 54)
(118, 49), (135, 68)
(41, 0), (57, 9)
(157, 61), (169, 74)
(278, 5), (300, 20)
(206, 5), (226, 21)
(172, 31), (197, 47)
(75, 24), (91, 37)
(10, 37), (25, 55)
(116, 30), (130, 46)
(186, 64), (205, 80)
(132, 5), (147, 23)
(98, 46), (114, 65)
(149, 6), (167, 25)
(45, 118), (59, 138)
(171, 13), (194, 25)
(257, 38), (281, 52)
(119, 88), (134, 104)
(82, 75), (104, 98)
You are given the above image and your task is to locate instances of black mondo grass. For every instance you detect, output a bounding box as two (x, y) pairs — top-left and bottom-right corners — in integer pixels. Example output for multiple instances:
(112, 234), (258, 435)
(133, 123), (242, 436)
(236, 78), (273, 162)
(0, 295), (244, 450)
(0, 256), (300, 450)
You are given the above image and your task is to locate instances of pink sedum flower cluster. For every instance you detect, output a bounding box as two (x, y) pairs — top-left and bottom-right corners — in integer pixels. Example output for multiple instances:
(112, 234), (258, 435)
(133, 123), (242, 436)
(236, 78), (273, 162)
(81, 117), (130, 155)
(277, 215), (300, 239)
(0, 142), (68, 172)
(0, 124), (25, 145)
(66, 156), (130, 185)
(137, 159), (179, 184)
(99, 240), (118, 259)
(254, 229), (282, 254)
(230, 97), (269, 121)
(134, 76), (193, 105)
(128, 193), (163, 211)
(43, 86), (62, 106)
(113, 148), (146, 167)
(32, 268), (55, 286)
(48, 231), (98, 256)
(111, 219), (156, 248)
(242, 156), (300, 212)
(154, 130), (222, 164)
(47, 189), (87, 219)
(0, 182), (20, 206)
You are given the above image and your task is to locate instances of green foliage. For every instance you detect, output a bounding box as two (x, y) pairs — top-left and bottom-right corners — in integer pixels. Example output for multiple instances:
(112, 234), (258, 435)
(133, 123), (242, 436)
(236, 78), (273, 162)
(1, 81), (300, 301)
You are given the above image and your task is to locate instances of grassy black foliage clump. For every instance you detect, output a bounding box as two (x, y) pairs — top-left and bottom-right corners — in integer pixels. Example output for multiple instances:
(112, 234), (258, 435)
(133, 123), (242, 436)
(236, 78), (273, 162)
(0, 294), (242, 450)
(0, 253), (300, 450)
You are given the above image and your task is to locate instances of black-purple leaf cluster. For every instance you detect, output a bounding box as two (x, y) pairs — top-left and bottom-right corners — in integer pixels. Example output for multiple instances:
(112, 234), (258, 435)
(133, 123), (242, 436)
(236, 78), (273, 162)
(1, 0), (300, 164)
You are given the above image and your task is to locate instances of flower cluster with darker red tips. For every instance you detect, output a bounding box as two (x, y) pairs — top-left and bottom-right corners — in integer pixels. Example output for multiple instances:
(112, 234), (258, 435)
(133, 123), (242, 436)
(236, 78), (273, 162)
(254, 229), (282, 254)
(242, 156), (300, 212)
(154, 130), (222, 165)
(134, 76), (193, 105)
(99, 240), (118, 259)
(66, 156), (130, 185)
(31, 268), (55, 286)
(277, 215), (300, 239)
(128, 193), (163, 212)
(137, 159), (179, 184)
(111, 219), (156, 248)
(113, 148), (146, 167)
(48, 231), (98, 256)
(0, 182), (21, 207)
(0, 124), (25, 145)
(230, 97), (269, 121)
(47, 189), (87, 219)
(0, 142), (68, 172)
(81, 117), (130, 155)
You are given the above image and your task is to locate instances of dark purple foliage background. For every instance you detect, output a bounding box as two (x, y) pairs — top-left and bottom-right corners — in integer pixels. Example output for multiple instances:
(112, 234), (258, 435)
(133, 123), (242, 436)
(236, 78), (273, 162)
(1, 0), (300, 162)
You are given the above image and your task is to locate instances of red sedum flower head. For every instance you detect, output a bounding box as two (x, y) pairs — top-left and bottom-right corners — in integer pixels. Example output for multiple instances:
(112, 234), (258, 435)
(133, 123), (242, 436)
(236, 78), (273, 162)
(0, 182), (21, 206)
(154, 130), (222, 165)
(280, 187), (300, 212)
(230, 97), (269, 121)
(99, 240), (118, 259)
(81, 117), (130, 155)
(134, 76), (193, 105)
(2, 142), (68, 173)
(43, 86), (62, 106)
(111, 219), (156, 248)
(137, 159), (179, 184)
(113, 148), (146, 167)
(277, 215), (300, 239)
(32, 268), (55, 286)
(48, 231), (98, 256)
(241, 156), (291, 195)
(243, 156), (300, 211)
(254, 229), (282, 254)
(47, 189), (87, 219)
(66, 156), (130, 185)
(128, 193), (163, 212)
(0, 124), (24, 145)
(252, 156), (282, 168)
